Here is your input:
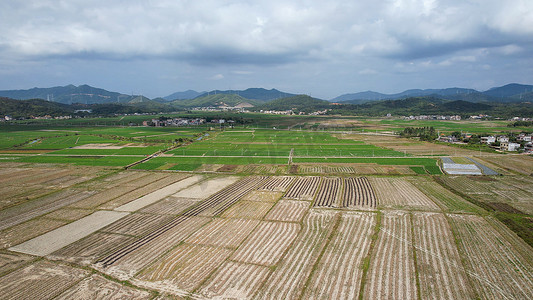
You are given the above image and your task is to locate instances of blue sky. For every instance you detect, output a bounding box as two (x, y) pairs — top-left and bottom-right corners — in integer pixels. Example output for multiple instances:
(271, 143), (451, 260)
(1, 0), (532, 99)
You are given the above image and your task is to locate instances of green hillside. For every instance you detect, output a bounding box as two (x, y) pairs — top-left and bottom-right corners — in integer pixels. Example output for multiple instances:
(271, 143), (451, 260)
(253, 95), (332, 113)
(0, 97), (73, 118)
(171, 94), (259, 108)
(330, 96), (533, 118)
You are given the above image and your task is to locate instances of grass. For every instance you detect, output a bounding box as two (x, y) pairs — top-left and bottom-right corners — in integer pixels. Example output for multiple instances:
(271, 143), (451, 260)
(414, 177), (486, 214)
(410, 166), (427, 174)
(50, 145), (165, 156)
(494, 212), (533, 248)
(16, 155), (140, 167)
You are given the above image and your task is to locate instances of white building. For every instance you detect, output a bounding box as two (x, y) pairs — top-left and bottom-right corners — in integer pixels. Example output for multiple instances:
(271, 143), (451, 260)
(481, 136), (496, 144)
(497, 136), (509, 143)
(524, 142), (533, 153)
(517, 133), (532, 142)
(500, 142), (521, 151)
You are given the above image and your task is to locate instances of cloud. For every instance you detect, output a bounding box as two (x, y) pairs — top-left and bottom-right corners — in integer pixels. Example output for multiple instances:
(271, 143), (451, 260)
(0, 0), (532, 97)
(358, 69), (378, 75)
(1, 0), (532, 64)
(210, 74), (224, 80)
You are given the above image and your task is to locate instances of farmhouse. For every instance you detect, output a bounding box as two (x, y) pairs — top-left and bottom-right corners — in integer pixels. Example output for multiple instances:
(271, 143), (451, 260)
(481, 136), (496, 144)
(500, 142), (521, 151)
(524, 142), (533, 153)
(497, 136), (509, 143)
(517, 133), (532, 142)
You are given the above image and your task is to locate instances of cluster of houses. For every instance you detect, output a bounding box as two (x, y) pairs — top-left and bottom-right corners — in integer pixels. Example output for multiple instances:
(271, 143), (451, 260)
(438, 133), (533, 153)
(191, 102), (253, 112)
(258, 109), (330, 115)
(403, 115), (461, 120)
(143, 118), (206, 127)
(1, 115), (73, 121)
(481, 133), (533, 153)
(469, 114), (491, 119)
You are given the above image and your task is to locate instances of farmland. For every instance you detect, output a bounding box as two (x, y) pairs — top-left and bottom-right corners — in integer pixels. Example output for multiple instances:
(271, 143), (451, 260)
(0, 163), (531, 298)
(0, 124), (444, 173)
(0, 118), (532, 299)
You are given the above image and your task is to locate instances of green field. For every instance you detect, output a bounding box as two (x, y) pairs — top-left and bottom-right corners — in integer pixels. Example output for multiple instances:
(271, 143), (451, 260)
(0, 121), (474, 173)
(16, 155), (141, 166)
(0, 124), (444, 172)
(167, 130), (404, 157)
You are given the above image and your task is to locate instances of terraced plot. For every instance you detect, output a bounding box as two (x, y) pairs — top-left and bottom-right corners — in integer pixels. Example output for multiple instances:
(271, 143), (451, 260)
(0, 165), (531, 299)
(231, 221), (300, 266)
(441, 175), (533, 215)
(221, 200), (274, 219)
(197, 261), (271, 299)
(56, 274), (151, 299)
(412, 212), (475, 299)
(284, 176), (321, 200)
(49, 232), (137, 265)
(371, 177), (440, 210)
(342, 177), (376, 208)
(0, 189), (96, 231)
(304, 212), (375, 299)
(185, 218), (260, 249)
(256, 210), (336, 299)
(136, 244), (233, 295)
(0, 260), (88, 300)
(9, 211), (129, 256)
(265, 199), (310, 222)
(97, 216), (210, 280)
(100, 213), (174, 236)
(0, 218), (67, 249)
(139, 197), (200, 215)
(364, 211), (417, 299)
(449, 214), (533, 299)
(259, 176), (295, 192)
(0, 251), (35, 276)
(314, 177), (342, 207)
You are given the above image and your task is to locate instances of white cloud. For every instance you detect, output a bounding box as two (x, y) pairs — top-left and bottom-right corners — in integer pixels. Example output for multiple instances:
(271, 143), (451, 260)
(358, 69), (378, 75)
(0, 0), (532, 97)
(1, 0), (532, 62)
(210, 74), (224, 80)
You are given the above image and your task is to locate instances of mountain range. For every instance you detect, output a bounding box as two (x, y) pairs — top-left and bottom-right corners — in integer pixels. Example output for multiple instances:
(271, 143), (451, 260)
(1, 83), (532, 107)
(333, 84), (533, 103)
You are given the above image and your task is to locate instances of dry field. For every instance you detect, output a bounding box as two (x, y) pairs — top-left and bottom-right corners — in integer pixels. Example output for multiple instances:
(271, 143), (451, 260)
(0, 164), (532, 299)
(478, 155), (533, 175)
(364, 211), (417, 299)
(370, 177), (440, 210)
(298, 164), (415, 175)
(441, 175), (533, 214)
(412, 212), (475, 299)
(304, 212), (375, 299)
(338, 133), (480, 156)
(0, 164), (103, 210)
(449, 214), (533, 299)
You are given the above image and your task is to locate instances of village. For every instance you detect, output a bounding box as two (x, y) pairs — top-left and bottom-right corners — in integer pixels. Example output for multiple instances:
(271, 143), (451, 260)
(438, 132), (533, 153)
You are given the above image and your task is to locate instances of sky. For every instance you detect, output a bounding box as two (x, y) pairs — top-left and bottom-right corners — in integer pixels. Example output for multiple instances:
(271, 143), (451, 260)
(1, 0), (532, 99)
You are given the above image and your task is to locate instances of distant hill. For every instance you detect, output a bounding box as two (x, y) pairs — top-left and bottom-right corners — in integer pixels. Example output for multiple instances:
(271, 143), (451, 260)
(329, 97), (499, 116)
(253, 95), (330, 113)
(90, 100), (175, 115)
(128, 95), (151, 103)
(483, 83), (533, 98)
(0, 84), (134, 104)
(163, 90), (203, 101)
(171, 94), (259, 108)
(0, 97), (73, 118)
(333, 84), (533, 103)
(509, 91), (533, 102)
(332, 91), (388, 102)
(333, 88), (479, 103)
(196, 88), (295, 101)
